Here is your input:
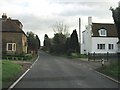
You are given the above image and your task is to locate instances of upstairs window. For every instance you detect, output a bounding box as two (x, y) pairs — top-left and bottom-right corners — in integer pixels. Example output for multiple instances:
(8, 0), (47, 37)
(98, 28), (107, 36)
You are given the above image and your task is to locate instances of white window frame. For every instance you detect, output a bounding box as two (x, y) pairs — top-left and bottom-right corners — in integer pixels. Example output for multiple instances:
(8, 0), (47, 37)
(6, 43), (16, 51)
(108, 44), (114, 50)
(98, 29), (107, 36)
(97, 44), (105, 50)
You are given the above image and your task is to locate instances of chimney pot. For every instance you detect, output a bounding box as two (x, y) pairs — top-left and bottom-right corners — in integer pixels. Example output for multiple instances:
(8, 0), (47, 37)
(2, 13), (7, 19)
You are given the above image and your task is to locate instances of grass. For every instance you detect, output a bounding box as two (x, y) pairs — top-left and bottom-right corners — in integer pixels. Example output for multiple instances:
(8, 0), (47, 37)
(97, 62), (120, 81)
(51, 52), (88, 59)
(2, 53), (38, 88)
(68, 53), (88, 59)
(2, 60), (23, 87)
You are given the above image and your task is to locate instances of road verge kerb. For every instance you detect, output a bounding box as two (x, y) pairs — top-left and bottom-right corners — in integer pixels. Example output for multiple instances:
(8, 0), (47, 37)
(7, 56), (39, 90)
(95, 71), (120, 84)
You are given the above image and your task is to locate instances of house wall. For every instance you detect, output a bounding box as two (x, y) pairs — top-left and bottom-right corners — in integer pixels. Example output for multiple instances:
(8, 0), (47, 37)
(91, 37), (118, 53)
(81, 17), (118, 54)
(2, 32), (23, 55)
(22, 33), (27, 53)
(81, 29), (92, 54)
(81, 17), (92, 54)
(117, 43), (120, 53)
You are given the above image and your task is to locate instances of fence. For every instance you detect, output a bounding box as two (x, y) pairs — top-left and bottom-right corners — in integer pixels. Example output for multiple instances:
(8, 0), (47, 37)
(88, 52), (119, 61)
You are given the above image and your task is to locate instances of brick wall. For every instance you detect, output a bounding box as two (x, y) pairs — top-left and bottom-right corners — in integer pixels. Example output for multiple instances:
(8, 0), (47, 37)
(2, 32), (23, 55)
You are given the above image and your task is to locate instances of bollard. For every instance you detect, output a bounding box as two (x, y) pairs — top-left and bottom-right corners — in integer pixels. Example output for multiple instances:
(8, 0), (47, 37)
(101, 59), (104, 67)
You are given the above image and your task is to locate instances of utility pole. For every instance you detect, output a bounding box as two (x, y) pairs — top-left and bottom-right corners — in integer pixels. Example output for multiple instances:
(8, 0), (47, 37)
(79, 18), (81, 54)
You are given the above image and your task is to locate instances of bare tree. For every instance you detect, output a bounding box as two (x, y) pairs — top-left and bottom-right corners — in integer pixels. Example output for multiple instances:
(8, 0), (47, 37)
(52, 22), (70, 37)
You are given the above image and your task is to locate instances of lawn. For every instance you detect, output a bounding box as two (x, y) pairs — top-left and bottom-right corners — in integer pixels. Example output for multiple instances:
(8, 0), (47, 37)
(97, 62), (120, 81)
(2, 60), (23, 88)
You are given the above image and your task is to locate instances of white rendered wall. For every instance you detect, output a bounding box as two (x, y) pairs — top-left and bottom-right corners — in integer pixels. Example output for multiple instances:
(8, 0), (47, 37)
(81, 18), (92, 54)
(91, 37), (118, 53)
(81, 28), (92, 54)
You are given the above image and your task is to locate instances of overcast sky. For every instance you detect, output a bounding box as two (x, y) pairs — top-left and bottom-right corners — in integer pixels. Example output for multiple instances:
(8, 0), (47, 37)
(0, 0), (119, 45)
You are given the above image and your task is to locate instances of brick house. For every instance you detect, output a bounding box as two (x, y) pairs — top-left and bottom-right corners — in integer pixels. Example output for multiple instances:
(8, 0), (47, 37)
(1, 13), (27, 55)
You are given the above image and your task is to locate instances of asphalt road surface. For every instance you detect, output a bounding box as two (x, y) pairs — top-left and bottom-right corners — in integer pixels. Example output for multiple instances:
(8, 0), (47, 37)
(14, 51), (119, 88)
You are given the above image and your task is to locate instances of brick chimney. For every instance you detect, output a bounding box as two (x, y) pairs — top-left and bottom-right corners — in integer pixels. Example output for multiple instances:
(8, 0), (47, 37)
(119, 1), (120, 7)
(2, 13), (7, 20)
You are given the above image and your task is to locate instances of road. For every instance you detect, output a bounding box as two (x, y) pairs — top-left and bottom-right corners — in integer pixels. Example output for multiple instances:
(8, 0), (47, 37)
(14, 51), (119, 88)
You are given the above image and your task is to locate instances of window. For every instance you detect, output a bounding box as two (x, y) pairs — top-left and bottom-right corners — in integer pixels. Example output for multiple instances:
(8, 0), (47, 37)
(97, 44), (105, 50)
(8, 44), (12, 51)
(108, 44), (114, 50)
(98, 29), (107, 36)
(7, 43), (16, 51)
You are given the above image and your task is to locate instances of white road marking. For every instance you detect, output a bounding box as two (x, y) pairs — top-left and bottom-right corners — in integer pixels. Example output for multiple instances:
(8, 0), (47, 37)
(30, 56), (39, 69)
(95, 71), (120, 84)
(7, 56), (39, 90)
(8, 69), (30, 90)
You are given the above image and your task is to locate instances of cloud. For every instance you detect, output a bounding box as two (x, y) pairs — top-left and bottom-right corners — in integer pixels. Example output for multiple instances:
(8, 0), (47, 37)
(0, 0), (119, 45)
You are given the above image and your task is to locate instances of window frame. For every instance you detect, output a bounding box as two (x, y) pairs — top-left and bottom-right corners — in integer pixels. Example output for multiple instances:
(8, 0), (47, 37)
(108, 44), (114, 50)
(6, 43), (16, 51)
(98, 29), (107, 36)
(97, 44), (105, 50)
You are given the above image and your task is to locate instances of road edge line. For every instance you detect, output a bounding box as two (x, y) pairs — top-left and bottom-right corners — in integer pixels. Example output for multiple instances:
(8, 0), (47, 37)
(8, 69), (30, 90)
(95, 70), (120, 84)
(30, 56), (39, 69)
(7, 55), (39, 90)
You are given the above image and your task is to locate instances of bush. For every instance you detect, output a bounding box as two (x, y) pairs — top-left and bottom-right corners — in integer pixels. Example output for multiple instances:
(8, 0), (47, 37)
(79, 54), (88, 58)
(2, 54), (33, 60)
(66, 49), (75, 56)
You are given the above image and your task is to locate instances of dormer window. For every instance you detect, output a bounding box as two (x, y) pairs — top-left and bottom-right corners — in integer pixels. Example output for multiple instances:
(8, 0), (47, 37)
(98, 28), (107, 36)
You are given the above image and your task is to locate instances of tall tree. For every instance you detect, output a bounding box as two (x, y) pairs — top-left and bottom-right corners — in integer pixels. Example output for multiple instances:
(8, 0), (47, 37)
(27, 31), (40, 54)
(69, 29), (80, 54)
(110, 3), (120, 41)
(35, 35), (41, 50)
(43, 34), (51, 52)
(50, 22), (69, 54)
(27, 32), (35, 51)
(51, 33), (66, 54)
(65, 37), (71, 55)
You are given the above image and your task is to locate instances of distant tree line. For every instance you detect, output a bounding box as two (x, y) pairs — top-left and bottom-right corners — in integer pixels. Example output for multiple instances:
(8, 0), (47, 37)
(27, 31), (41, 54)
(42, 22), (80, 55)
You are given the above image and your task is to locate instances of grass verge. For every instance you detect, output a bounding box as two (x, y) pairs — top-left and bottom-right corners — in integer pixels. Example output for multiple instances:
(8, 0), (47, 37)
(96, 62), (120, 81)
(2, 53), (38, 88)
(2, 60), (23, 88)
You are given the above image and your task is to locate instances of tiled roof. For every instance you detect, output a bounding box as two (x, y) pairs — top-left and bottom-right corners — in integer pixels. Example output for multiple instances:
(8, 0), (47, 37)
(2, 19), (22, 32)
(92, 23), (118, 37)
(12, 19), (23, 27)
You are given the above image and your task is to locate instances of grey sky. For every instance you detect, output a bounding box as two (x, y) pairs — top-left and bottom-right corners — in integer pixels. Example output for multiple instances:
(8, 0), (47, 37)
(0, 0), (119, 45)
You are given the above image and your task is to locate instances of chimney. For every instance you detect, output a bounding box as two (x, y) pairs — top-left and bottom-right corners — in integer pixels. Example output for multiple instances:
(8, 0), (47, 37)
(2, 13), (7, 20)
(88, 16), (92, 25)
(118, 1), (120, 7)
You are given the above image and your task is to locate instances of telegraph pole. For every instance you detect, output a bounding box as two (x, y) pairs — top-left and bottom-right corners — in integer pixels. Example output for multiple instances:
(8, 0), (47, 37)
(79, 18), (81, 54)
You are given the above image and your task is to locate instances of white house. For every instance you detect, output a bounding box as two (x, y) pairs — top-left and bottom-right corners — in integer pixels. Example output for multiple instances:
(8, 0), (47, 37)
(81, 17), (119, 54)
